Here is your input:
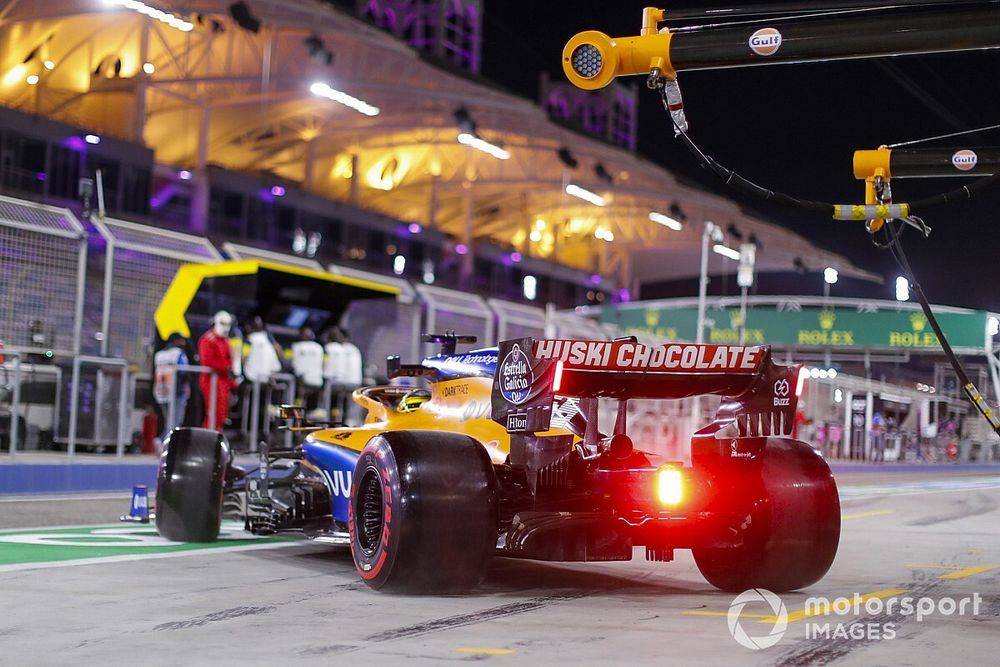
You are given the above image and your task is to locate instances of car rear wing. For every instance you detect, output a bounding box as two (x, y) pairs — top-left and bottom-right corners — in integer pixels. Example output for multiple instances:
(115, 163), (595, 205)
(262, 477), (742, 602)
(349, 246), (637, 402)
(491, 337), (801, 438)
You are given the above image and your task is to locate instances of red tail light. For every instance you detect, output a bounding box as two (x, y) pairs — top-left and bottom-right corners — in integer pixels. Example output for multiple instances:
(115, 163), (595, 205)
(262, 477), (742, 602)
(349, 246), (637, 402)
(655, 465), (683, 506)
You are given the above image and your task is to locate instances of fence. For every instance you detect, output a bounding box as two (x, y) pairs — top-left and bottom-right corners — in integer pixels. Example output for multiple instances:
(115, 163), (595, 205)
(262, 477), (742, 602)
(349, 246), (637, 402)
(0, 195), (86, 356)
(489, 298), (546, 342)
(93, 217), (222, 366)
(416, 283), (493, 356)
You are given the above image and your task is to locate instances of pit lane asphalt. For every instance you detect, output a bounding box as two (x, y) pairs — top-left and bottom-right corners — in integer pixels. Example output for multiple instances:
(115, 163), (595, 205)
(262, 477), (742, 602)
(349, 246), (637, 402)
(1, 470), (998, 666)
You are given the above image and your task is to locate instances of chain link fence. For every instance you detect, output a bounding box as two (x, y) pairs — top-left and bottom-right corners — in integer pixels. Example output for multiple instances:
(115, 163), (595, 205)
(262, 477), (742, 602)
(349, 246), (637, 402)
(0, 195), (86, 355)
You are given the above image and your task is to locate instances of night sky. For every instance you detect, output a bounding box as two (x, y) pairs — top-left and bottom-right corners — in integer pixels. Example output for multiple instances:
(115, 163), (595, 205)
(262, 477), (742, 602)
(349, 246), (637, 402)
(480, 1), (1000, 310)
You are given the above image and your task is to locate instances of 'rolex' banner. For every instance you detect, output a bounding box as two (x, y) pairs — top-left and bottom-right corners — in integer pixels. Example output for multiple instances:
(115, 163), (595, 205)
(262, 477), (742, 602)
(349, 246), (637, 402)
(602, 303), (989, 352)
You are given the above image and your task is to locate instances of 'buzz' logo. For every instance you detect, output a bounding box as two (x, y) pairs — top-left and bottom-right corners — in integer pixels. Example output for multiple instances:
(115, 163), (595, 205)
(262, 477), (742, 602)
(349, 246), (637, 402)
(773, 378), (791, 407)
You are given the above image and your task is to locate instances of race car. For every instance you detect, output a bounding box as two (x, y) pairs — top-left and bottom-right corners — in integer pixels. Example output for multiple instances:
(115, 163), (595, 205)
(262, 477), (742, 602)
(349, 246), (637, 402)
(154, 333), (840, 593)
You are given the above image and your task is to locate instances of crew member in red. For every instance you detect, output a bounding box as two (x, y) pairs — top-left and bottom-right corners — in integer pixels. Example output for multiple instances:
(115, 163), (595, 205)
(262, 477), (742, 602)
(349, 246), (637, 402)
(198, 311), (235, 431)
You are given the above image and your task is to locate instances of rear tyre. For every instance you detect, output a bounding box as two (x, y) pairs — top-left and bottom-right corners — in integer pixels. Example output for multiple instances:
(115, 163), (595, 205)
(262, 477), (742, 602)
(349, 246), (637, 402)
(694, 438), (840, 592)
(155, 428), (229, 542)
(349, 431), (498, 593)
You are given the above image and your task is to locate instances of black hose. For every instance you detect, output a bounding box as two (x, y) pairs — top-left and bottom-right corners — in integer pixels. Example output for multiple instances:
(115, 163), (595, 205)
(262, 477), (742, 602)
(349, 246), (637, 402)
(884, 221), (1000, 435)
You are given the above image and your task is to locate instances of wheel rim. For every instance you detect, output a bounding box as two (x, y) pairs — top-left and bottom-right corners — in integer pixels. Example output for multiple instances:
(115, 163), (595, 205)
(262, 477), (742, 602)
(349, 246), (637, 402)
(356, 468), (384, 557)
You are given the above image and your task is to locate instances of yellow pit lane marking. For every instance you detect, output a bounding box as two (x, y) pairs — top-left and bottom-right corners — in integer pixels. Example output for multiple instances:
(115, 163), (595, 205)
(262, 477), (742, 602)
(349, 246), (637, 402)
(682, 588), (910, 625)
(455, 647), (515, 655)
(906, 563), (998, 580)
(842, 509), (895, 520)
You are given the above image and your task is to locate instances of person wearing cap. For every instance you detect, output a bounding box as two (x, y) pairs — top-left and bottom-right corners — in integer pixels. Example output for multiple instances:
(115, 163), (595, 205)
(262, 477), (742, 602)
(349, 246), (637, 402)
(153, 332), (190, 442)
(198, 311), (236, 431)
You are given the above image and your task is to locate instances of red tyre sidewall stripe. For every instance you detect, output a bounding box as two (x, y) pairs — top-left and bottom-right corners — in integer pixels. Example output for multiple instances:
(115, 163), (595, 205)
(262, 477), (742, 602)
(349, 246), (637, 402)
(351, 441), (397, 582)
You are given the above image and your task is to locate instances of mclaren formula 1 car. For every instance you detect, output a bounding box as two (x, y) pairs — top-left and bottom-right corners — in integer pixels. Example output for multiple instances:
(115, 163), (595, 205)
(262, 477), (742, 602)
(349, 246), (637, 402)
(154, 333), (840, 593)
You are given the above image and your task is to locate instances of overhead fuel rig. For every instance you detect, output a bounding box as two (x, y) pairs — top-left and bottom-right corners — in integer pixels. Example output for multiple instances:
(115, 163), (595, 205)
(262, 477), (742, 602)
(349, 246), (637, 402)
(560, 1), (1000, 435)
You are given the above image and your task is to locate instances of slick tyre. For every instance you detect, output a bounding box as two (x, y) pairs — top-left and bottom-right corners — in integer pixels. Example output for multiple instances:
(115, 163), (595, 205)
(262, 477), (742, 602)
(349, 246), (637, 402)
(694, 438), (841, 592)
(155, 428), (229, 542)
(349, 431), (498, 593)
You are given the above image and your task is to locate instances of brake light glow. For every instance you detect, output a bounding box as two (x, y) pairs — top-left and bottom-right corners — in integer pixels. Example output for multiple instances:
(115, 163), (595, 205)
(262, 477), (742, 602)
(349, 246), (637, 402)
(552, 359), (564, 392)
(655, 465), (683, 506)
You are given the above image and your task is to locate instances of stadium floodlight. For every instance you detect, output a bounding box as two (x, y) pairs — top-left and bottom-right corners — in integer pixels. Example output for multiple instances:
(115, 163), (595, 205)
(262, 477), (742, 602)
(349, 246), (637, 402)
(457, 132), (510, 160)
(103, 0), (194, 32)
(310, 82), (379, 116)
(712, 244), (740, 261)
(824, 267), (839, 285)
(895, 276), (910, 301)
(649, 211), (682, 231)
(565, 183), (606, 206)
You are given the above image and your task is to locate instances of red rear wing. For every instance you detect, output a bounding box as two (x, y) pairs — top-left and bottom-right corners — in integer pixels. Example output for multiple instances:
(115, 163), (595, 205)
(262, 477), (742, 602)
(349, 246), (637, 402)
(537, 339), (765, 399)
(492, 337), (801, 437)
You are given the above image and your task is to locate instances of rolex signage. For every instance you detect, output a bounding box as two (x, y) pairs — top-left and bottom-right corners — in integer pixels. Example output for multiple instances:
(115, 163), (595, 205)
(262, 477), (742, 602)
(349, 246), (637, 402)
(602, 304), (988, 352)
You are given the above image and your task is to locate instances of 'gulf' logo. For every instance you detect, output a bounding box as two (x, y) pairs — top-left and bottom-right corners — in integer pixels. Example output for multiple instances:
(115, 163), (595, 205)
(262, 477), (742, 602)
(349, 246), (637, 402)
(952, 149), (978, 171)
(749, 28), (782, 56)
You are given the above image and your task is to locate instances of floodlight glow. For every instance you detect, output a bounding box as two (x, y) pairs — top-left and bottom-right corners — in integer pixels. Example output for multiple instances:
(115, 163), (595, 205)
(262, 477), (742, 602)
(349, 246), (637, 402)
(457, 132), (510, 160)
(310, 82), (380, 116)
(594, 227), (614, 242)
(895, 276), (910, 302)
(143, 62), (155, 74)
(649, 211), (682, 231)
(712, 244), (740, 261)
(84, 134), (101, 145)
(26, 74), (39, 85)
(523, 274), (537, 301)
(989, 316), (999, 337)
(393, 255), (406, 276)
(103, 0), (194, 32)
(43, 60), (55, 70)
(824, 267), (839, 285)
(565, 183), (606, 207)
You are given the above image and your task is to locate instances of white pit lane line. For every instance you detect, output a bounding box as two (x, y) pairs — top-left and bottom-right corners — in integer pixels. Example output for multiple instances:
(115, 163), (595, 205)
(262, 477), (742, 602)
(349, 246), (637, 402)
(839, 477), (1000, 499)
(0, 522), (307, 573)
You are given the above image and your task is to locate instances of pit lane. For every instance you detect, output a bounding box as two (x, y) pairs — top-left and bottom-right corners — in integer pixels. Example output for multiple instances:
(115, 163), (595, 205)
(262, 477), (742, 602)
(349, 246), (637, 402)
(1, 469), (998, 666)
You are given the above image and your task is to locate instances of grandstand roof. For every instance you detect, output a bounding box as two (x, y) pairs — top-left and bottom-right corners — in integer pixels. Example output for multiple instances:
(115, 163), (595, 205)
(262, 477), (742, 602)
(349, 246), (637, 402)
(0, 0), (880, 287)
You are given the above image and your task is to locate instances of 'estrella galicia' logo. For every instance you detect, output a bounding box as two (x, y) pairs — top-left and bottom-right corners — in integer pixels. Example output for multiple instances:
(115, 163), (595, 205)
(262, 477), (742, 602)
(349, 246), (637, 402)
(499, 344), (533, 405)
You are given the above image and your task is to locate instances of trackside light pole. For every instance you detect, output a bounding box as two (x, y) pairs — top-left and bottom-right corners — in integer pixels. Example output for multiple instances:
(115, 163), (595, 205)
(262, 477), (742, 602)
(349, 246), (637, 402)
(693, 221), (723, 429)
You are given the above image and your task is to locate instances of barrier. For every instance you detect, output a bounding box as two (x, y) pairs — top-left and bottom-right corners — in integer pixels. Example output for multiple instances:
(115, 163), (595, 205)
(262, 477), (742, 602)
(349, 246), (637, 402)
(159, 364), (219, 432)
(64, 356), (129, 456)
(246, 373), (295, 452)
(1, 350), (21, 455)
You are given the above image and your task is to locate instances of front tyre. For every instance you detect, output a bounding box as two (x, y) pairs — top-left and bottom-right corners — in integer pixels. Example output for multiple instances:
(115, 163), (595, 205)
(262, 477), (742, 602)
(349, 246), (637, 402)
(155, 428), (229, 542)
(694, 438), (841, 592)
(349, 431), (498, 593)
